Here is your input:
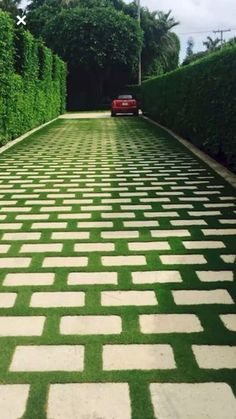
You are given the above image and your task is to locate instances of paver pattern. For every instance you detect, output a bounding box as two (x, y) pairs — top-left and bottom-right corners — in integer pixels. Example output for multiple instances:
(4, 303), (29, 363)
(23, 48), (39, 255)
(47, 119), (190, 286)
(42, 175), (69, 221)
(0, 116), (235, 418)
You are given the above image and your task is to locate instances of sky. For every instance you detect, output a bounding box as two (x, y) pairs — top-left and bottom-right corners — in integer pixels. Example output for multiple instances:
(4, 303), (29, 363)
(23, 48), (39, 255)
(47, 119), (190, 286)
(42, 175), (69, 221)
(125, 0), (236, 61)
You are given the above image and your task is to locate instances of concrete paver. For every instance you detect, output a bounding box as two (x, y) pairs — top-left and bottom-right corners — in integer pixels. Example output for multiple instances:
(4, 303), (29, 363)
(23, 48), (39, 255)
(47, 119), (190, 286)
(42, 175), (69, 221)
(103, 344), (176, 370)
(150, 383), (236, 419)
(47, 383), (131, 419)
(0, 385), (30, 419)
(10, 345), (84, 371)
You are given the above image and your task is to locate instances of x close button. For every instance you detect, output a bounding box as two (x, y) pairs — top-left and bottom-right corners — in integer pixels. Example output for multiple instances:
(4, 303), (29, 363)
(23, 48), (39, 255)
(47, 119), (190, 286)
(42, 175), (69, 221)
(17, 15), (26, 26)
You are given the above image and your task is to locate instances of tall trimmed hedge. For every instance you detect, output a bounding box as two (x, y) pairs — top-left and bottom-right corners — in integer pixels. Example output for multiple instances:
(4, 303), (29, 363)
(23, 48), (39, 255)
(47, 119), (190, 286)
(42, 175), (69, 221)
(0, 10), (66, 146)
(141, 46), (236, 172)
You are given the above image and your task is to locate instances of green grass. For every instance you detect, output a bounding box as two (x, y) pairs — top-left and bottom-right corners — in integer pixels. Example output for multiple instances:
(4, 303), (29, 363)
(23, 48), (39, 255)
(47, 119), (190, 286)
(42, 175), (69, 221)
(0, 117), (235, 418)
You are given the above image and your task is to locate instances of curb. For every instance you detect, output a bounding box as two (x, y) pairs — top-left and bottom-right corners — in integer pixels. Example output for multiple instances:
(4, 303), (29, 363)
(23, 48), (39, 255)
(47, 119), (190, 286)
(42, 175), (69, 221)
(142, 116), (236, 189)
(0, 117), (58, 156)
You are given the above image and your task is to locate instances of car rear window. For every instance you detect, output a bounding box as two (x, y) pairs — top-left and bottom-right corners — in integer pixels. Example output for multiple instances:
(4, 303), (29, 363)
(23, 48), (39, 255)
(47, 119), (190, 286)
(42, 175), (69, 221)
(117, 95), (133, 99)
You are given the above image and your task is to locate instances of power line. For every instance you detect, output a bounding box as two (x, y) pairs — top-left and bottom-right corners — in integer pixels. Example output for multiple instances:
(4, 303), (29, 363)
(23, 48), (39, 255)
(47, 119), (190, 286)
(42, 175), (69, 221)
(213, 29), (231, 46)
(178, 28), (236, 35)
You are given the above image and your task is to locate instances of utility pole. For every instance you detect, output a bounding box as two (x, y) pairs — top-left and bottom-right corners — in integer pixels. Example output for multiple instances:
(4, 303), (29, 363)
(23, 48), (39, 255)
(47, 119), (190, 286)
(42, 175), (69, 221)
(137, 0), (142, 85)
(213, 29), (231, 47)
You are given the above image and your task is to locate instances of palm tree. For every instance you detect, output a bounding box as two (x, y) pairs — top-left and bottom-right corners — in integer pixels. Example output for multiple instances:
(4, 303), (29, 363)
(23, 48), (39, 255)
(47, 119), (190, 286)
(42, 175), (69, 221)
(155, 10), (180, 71)
(140, 8), (180, 76)
(203, 36), (221, 52)
(156, 10), (179, 32)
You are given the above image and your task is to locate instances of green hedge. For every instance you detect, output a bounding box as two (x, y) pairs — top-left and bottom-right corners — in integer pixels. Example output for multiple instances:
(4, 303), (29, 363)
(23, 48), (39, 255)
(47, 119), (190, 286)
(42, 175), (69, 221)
(141, 46), (236, 172)
(0, 10), (66, 146)
(125, 84), (141, 101)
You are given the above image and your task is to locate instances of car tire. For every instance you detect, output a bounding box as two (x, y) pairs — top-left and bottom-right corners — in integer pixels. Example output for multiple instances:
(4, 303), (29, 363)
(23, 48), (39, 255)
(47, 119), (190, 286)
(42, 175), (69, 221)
(133, 110), (139, 116)
(111, 111), (116, 117)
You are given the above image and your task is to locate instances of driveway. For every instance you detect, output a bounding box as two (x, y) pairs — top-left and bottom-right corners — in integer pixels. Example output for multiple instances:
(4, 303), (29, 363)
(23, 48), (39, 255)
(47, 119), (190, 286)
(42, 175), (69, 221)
(0, 116), (235, 418)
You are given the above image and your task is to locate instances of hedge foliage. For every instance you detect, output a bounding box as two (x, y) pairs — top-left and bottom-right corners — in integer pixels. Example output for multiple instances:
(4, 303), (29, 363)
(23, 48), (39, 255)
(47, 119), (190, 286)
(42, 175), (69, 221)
(141, 45), (236, 172)
(0, 10), (66, 146)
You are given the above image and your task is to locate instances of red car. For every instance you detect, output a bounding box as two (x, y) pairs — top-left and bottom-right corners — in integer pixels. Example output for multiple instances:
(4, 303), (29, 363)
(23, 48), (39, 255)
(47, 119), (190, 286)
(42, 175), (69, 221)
(111, 94), (139, 117)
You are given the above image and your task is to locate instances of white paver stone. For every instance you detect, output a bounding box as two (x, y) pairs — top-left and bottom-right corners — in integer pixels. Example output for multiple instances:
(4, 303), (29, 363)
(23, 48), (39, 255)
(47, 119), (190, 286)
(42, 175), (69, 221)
(0, 201), (17, 206)
(171, 219), (207, 226)
(83, 193), (111, 197)
(1, 207), (31, 213)
(30, 292), (85, 307)
(102, 212), (135, 219)
(192, 345), (236, 369)
(102, 256), (145, 266)
(144, 212), (179, 218)
(101, 231), (139, 239)
(60, 315), (122, 335)
(219, 219), (236, 224)
(47, 383), (131, 419)
(2, 232), (41, 241)
(140, 314), (203, 333)
(138, 197), (168, 202)
(128, 242), (170, 251)
(0, 224), (22, 231)
(0, 245), (10, 254)
(120, 192), (148, 197)
(10, 345), (84, 371)
(188, 211), (221, 216)
(51, 232), (89, 240)
(0, 316), (45, 336)
(20, 243), (63, 253)
(26, 200), (55, 205)
(48, 194), (75, 198)
(0, 258), (31, 268)
(183, 241), (225, 249)
(150, 382), (236, 419)
(0, 293), (17, 308)
(124, 221), (159, 227)
(102, 290), (157, 306)
(4, 273), (54, 286)
(81, 205), (112, 211)
(221, 254), (236, 263)
(196, 271), (234, 282)
(63, 199), (93, 204)
(173, 290), (234, 305)
(103, 344), (176, 370)
(204, 203), (234, 208)
(121, 205), (152, 210)
(68, 272), (117, 285)
(151, 229), (190, 237)
(31, 222), (67, 229)
(40, 206), (72, 212)
(161, 255), (207, 265)
(74, 243), (114, 252)
(0, 189), (25, 193)
(0, 384), (30, 419)
(16, 214), (49, 220)
(132, 271), (182, 284)
(202, 229), (236, 236)
(77, 221), (113, 228)
(58, 213), (91, 220)
(43, 257), (88, 267)
(102, 198), (131, 203)
(220, 314), (236, 331)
